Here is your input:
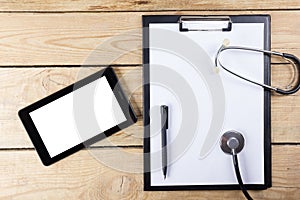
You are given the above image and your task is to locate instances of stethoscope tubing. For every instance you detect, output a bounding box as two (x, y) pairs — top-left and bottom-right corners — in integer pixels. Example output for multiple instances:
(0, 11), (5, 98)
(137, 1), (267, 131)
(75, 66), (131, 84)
(215, 45), (300, 95)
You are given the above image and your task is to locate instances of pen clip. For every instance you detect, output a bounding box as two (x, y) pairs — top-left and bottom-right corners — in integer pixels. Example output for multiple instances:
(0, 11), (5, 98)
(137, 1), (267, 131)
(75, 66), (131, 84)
(160, 105), (168, 129)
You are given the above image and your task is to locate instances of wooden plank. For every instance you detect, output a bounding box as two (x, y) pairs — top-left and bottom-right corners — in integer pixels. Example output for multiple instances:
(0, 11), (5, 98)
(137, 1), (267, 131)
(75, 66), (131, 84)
(272, 95), (300, 143)
(0, 146), (299, 199)
(0, 11), (299, 66)
(1, 118), (143, 148)
(271, 64), (300, 142)
(0, 67), (142, 121)
(271, 64), (295, 88)
(0, 0), (299, 12)
(0, 66), (299, 148)
(0, 67), (143, 148)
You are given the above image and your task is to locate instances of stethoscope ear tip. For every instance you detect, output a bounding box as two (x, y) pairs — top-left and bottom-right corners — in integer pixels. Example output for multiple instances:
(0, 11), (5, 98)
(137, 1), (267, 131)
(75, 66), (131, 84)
(222, 39), (230, 47)
(214, 67), (220, 74)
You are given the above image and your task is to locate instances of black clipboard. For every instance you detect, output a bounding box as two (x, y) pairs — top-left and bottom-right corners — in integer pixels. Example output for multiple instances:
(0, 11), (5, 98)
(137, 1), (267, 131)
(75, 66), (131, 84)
(143, 15), (271, 191)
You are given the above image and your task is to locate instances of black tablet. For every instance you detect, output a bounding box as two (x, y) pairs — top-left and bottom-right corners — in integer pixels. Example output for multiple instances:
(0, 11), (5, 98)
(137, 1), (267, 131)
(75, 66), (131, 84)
(19, 67), (137, 166)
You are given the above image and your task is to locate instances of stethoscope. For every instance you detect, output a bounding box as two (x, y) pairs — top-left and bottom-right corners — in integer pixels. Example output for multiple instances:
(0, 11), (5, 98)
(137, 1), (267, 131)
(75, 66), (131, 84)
(215, 40), (300, 95)
(215, 41), (300, 199)
(220, 131), (253, 200)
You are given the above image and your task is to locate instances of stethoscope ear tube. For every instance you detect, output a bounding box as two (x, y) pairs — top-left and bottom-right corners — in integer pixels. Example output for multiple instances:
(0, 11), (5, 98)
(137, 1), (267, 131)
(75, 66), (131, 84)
(276, 53), (300, 95)
(215, 44), (300, 95)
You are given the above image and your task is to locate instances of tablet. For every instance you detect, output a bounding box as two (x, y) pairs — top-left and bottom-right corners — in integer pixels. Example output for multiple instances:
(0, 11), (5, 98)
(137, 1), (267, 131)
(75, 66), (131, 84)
(19, 67), (137, 166)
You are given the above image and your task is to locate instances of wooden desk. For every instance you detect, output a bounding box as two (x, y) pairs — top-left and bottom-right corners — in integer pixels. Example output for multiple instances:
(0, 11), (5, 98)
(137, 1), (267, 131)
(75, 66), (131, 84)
(0, 1), (299, 199)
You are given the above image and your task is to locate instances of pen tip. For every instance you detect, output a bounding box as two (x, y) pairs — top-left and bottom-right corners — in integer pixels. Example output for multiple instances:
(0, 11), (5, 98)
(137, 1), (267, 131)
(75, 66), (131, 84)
(164, 175), (166, 180)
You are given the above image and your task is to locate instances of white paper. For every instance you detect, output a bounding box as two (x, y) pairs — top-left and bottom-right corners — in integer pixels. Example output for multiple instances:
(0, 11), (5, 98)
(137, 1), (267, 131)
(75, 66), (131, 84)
(149, 23), (265, 186)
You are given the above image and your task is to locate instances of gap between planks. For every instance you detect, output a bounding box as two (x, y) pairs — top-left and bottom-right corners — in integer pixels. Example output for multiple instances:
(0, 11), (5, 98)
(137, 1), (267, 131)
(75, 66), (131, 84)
(1, 8), (300, 14)
(0, 144), (298, 151)
(0, 0), (300, 12)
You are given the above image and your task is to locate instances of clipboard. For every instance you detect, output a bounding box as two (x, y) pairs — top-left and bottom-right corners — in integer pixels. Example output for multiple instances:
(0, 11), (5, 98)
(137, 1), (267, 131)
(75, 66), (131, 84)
(143, 15), (271, 190)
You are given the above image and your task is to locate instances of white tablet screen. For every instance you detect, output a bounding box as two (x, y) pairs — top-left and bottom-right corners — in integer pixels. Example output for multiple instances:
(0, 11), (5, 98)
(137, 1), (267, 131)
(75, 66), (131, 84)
(29, 76), (127, 158)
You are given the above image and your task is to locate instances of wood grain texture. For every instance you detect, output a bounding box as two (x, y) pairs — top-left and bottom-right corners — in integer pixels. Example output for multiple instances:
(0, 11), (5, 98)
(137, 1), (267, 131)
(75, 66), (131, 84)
(0, 67), (143, 148)
(0, 66), (299, 148)
(0, 0), (300, 12)
(0, 146), (299, 200)
(0, 1), (299, 198)
(271, 64), (300, 143)
(0, 11), (299, 65)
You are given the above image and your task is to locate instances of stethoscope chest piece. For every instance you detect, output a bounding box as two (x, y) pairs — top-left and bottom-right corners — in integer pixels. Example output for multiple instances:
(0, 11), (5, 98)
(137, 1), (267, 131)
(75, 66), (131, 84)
(220, 131), (253, 199)
(220, 130), (245, 155)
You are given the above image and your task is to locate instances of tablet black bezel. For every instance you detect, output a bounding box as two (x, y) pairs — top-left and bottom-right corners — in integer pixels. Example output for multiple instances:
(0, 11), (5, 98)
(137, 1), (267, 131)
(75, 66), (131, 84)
(18, 67), (137, 166)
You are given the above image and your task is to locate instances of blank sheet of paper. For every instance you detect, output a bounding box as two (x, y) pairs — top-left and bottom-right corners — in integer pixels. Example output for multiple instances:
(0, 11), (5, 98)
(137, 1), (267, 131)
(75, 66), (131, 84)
(149, 23), (265, 186)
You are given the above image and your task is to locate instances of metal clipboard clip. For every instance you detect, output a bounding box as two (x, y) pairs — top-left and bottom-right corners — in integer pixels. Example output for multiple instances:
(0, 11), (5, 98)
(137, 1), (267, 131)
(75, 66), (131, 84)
(179, 16), (232, 32)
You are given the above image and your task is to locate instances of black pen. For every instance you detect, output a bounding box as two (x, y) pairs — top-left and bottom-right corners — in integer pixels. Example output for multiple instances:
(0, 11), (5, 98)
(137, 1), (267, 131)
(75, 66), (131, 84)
(161, 105), (168, 180)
